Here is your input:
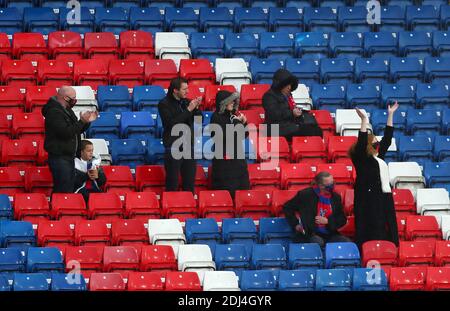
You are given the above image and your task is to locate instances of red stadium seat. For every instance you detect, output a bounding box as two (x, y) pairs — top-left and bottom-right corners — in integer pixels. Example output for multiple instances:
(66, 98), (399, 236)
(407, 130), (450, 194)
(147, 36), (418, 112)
(84, 32), (119, 60)
(405, 215), (442, 241)
(392, 189), (416, 215)
(399, 240), (435, 266)
(37, 140), (48, 166)
(198, 190), (235, 221)
(291, 136), (327, 164)
(51, 193), (88, 220)
(109, 59), (145, 88)
(240, 109), (264, 130)
(0, 86), (26, 113)
(240, 84), (270, 110)
(179, 59), (215, 88)
(161, 191), (198, 222)
(235, 190), (272, 220)
(316, 163), (354, 193)
(135, 165), (165, 195)
(186, 86), (205, 105)
(125, 192), (160, 220)
(120, 31), (154, 60)
(89, 273), (125, 291)
(111, 219), (149, 246)
(204, 85), (236, 111)
(310, 110), (335, 134)
(145, 59), (178, 88)
(12, 112), (45, 140)
(25, 166), (53, 196)
(338, 215), (355, 239)
(271, 189), (297, 217)
(73, 59), (109, 90)
(425, 267), (450, 291)
(343, 189), (354, 216)
(327, 136), (357, 163)
(38, 220), (74, 247)
(280, 163), (315, 190)
(48, 31), (83, 61)
(65, 245), (104, 278)
(257, 136), (290, 163)
(74, 219), (111, 246)
(127, 272), (164, 291)
(1, 60), (36, 87)
(102, 166), (136, 193)
(0, 112), (12, 139)
(37, 60), (73, 87)
(14, 193), (50, 221)
(12, 33), (48, 60)
(390, 267), (426, 291)
(88, 193), (124, 221)
(25, 86), (57, 112)
(165, 272), (201, 291)
(397, 214), (407, 241)
(0, 33), (11, 59)
(362, 240), (398, 268)
(248, 163), (281, 191)
(435, 241), (450, 267)
(0, 166), (25, 196)
(1, 139), (38, 167)
(103, 246), (140, 276)
(194, 165), (209, 195)
(140, 245), (177, 272)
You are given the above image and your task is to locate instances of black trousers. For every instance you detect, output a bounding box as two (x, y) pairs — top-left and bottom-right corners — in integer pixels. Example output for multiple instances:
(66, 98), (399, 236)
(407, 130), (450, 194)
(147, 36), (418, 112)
(164, 149), (196, 193)
(48, 155), (75, 193)
(293, 231), (351, 248)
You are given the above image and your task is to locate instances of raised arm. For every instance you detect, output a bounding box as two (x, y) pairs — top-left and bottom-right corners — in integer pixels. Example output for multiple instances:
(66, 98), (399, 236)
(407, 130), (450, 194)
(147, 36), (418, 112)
(379, 102), (399, 159)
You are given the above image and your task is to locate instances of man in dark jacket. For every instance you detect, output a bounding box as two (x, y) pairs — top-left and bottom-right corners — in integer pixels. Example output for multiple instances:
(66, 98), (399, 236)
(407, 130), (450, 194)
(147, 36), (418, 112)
(283, 172), (350, 247)
(263, 69), (322, 140)
(41, 86), (98, 193)
(158, 77), (203, 193)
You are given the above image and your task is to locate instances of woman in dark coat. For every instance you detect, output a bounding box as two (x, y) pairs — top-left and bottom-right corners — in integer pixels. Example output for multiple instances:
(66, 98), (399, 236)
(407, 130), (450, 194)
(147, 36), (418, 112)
(349, 103), (400, 247)
(210, 90), (250, 198)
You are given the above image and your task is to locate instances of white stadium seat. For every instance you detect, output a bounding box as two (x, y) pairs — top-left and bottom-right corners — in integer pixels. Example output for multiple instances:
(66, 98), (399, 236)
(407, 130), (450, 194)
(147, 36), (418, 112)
(87, 138), (112, 165)
(148, 219), (186, 256)
(203, 271), (240, 291)
(215, 58), (252, 91)
(177, 244), (216, 285)
(416, 188), (450, 216)
(440, 215), (450, 240)
(291, 84), (313, 111)
(155, 32), (191, 66)
(388, 162), (426, 196)
(335, 109), (373, 136)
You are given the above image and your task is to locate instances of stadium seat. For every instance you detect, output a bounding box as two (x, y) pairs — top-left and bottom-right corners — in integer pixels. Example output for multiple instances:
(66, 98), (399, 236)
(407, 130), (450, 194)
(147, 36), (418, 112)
(1, 139), (38, 167)
(315, 269), (352, 291)
(0, 220), (35, 247)
(1, 61), (36, 87)
(11, 112), (44, 140)
(415, 82), (450, 109)
(214, 243), (250, 271)
(23, 8), (58, 35)
(13, 273), (49, 291)
(127, 272), (164, 291)
(185, 218), (221, 249)
(179, 58), (215, 88)
(140, 244), (177, 272)
(234, 7), (269, 34)
(164, 8), (199, 35)
(399, 240), (435, 266)
(0, 194), (13, 220)
(328, 32), (363, 60)
(240, 84), (270, 110)
(363, 32), (398, 58)
(424, 56), (450, 84)
(120, 30), (154, 61)
(165, 271), (202, 291)
(120, 111), (155, 139)
(161, 191), (197, 222)
(311, 84), (346, 111)
(0, 167), (25, 196)
(251, 244), (287, 270)
(268, 7), (303, 33)
(109, 59), (145, 88)
(89, 273), (125, 291)
(388, 161), (426, 190)
(48, 31), (83, 61)
(51, 193), (87, 221)
(71, 86), (98, 114)
(259, 32), (294, 60)
(310, 109), (335, 135)
(406, 109), (441, 135)
(247, 163), (281, 191)
(189, 33), (225, 63)
(362, 240), (398, 268)
(346, 83), (381, 110)
(371, 104), (407, 133)
(203, 271), (240, 291)
(406, 5), (440, 31)
(389, 57), (424, 84)
(271, 190), (297, 217)
(354, 57), (389, 84)
(84, 32), (119, 61)
(111, 219), (149, 246)
(0, 8), (23, 35)
(0, 247), (26, 274)
(94, 8), (129, 35)
(257, 136), (290, 164)
(288, 243), (324, 270)
(36, 60), (73, 88)
(88, 193), (123, 222)
(73, 59), (109, 91)
(327, 136), (357, 163)
(215, 58), (251, 90)
(132, 85), (166, 112)
(295, 32), (329, 59)
(392, 188), (416, 215)
(325, 242), (361, 269)
(129, 7), (163, 34)
(198, 190), (235, 221)
(378, 5), (406, 32)
(416, 188), (450, 216)
(154, 32), (192, 62)
(110, 139), (146, 168)
(58, 7), (95, 34)
(50, 273), (87, 291)
(319, 58), (354, 84)
(398, 135), (433, 165)
(335, 109), (372, 136)
(86, 112), (120, 140)
(222, 218), (258, 251)
(103, 246), (140, 276)
(224, 33), (259, 62)
(352, 268), (388, 291)
(303, 7), (337, 32)
(135, 165), (166, 195)
(423, 161), (450, 190)
(240, 270), (278, 291)
(147, 219), (186, 247)
(0, 112), (11, 139)
(433, 30), (450, 57)
(435, 240), (450, 266)
(278, 269), (316, 291)
(125, 192), (160, 220)
(390, 267), (426, 290)
(398, 31), (433, 60)
(144, 59), (178, 88)
(177, 244), (215, 282)
(204, 84), (236, 111)
(199, 7), (233, 34)
(74, 220), (111, 246)
(12, 33), (48, 61)
(14, 193), (50, 222)
(338, 6), (373, 33)
(433, 136), (450, 162)
(26, 247), (64, 275)
(280, 163), (315, 191)
(259, 217), (291, 247)
(37, 220), (73, 247)
(424, 267), (450, 291)
(235, 190), (272, 220)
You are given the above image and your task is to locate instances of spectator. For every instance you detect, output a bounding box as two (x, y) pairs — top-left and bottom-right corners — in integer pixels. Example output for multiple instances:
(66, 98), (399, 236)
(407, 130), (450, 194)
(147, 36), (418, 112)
(158, 77), (203, 193)
(74, 140), (106, 203)
(283, 172), (350, 247)
(41, 86), (98, 194)
(210, 90), (250, 198)
(263, 69), (322, 140)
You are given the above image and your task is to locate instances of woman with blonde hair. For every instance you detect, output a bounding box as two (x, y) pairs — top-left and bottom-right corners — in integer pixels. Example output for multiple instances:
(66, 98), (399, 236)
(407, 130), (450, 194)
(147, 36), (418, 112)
(349, 103), (400, 247)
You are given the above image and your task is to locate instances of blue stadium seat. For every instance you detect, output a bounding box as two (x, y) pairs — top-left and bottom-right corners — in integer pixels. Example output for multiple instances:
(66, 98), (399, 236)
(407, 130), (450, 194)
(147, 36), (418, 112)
(240, 270), (279, 291)
(259, 32), (294, 60)
(214, 244), (250, 271)
(95, 8), (129, 35)
(371, 107), (407, 134)
(26, 247), (64, 276)
(415, 82), (450, 109)
(424, 57), (450, 84)
(398, 135), (434, 165)
(201, 111), (213, 128)
(110, 139), (147, 168)
(243, 137), (257, 163)
(0, 274), (10, 291)
(288, 243), (324, 270)
(315, 269), (352, 291)
(249, 0), (281, 8)
(432, 31), (450, 57)
(4, 0), (35, 13)
(0, 195), (13, 220)
(352, 268), (388, 291)
(303, 7), (337, 32)
(133, 85), (166, 112)
(97, 86), (132, 112)
(269, 7), (303, 33)
(285, 58), (320, 85)
(185, 218), (221, 249)
(318, 0), (347, 10)
(146, 0), (178, 10)
(295, 32), (329, 59)
(311, 83), (346, 111)
(51, 273), (87, 291)
(278, 269), (316, 291)
(0, 8), (23, 35)
(215, 0), (246, 10)
(190, 32), (225, 63)
(434, 135), (450, 161)
(59, 7), (95, 34)
(120, 111), (155, 139)
(325, 242), (360, 269)
(329, 32), (363, 60)
(363, 32), (398, 58)
(199, 7), (233, 34)
(389, 57), (424, 84)
(441, 5), (450, 30)
(164, 7), (199, 35)
(379, 6), (406, 32)
(23, 8), (58, 35)
(234, 7), (269, 34)
(13, 273), (49, 291)
(381, 83), (416, 108)
(443, 108), (450, 135)
(0, 221), (35, 248)
(424, 161), (450, 188)
(386, 0), (416, 9)
(224, 33), (259, 62)
(249, 58), (284, 84)
(354, 57), (389, 84)
(181, 0), (211, 9)
(406, 108), (441, 135)
(48, 0), (105, 9)
(398, 31), (433, 60)
(338, 6), (374, 33)
(110, 0), (142, 9)
(259, 218), (292, 248)
(0, 248), (26, 274)
(222, 218), (258, 252)
(129, 7), (164, 33)
(346, 83), (381, 110)
(406, 5), (440, 31)
(146, 137), (165, 164)
(319, 58), (354, 84)
(86, 112), (121, 140)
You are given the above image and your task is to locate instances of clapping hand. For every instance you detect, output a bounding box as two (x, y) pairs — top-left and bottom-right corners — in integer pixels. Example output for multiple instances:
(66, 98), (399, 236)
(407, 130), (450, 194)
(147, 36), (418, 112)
(80, 111), (98, 123)
(355, 107), (368, 121)
(388, 101), (399, 115)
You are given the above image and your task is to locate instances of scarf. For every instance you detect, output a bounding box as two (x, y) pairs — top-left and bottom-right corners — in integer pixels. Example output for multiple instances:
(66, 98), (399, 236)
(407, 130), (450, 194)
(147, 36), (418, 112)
(313, 185), (332, 235)
(287, 95), (296, 110)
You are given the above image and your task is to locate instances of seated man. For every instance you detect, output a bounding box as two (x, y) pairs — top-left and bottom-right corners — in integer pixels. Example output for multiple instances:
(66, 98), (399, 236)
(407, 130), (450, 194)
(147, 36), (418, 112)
(74, 140), (106, 202)
(283, 171), (350, 248)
